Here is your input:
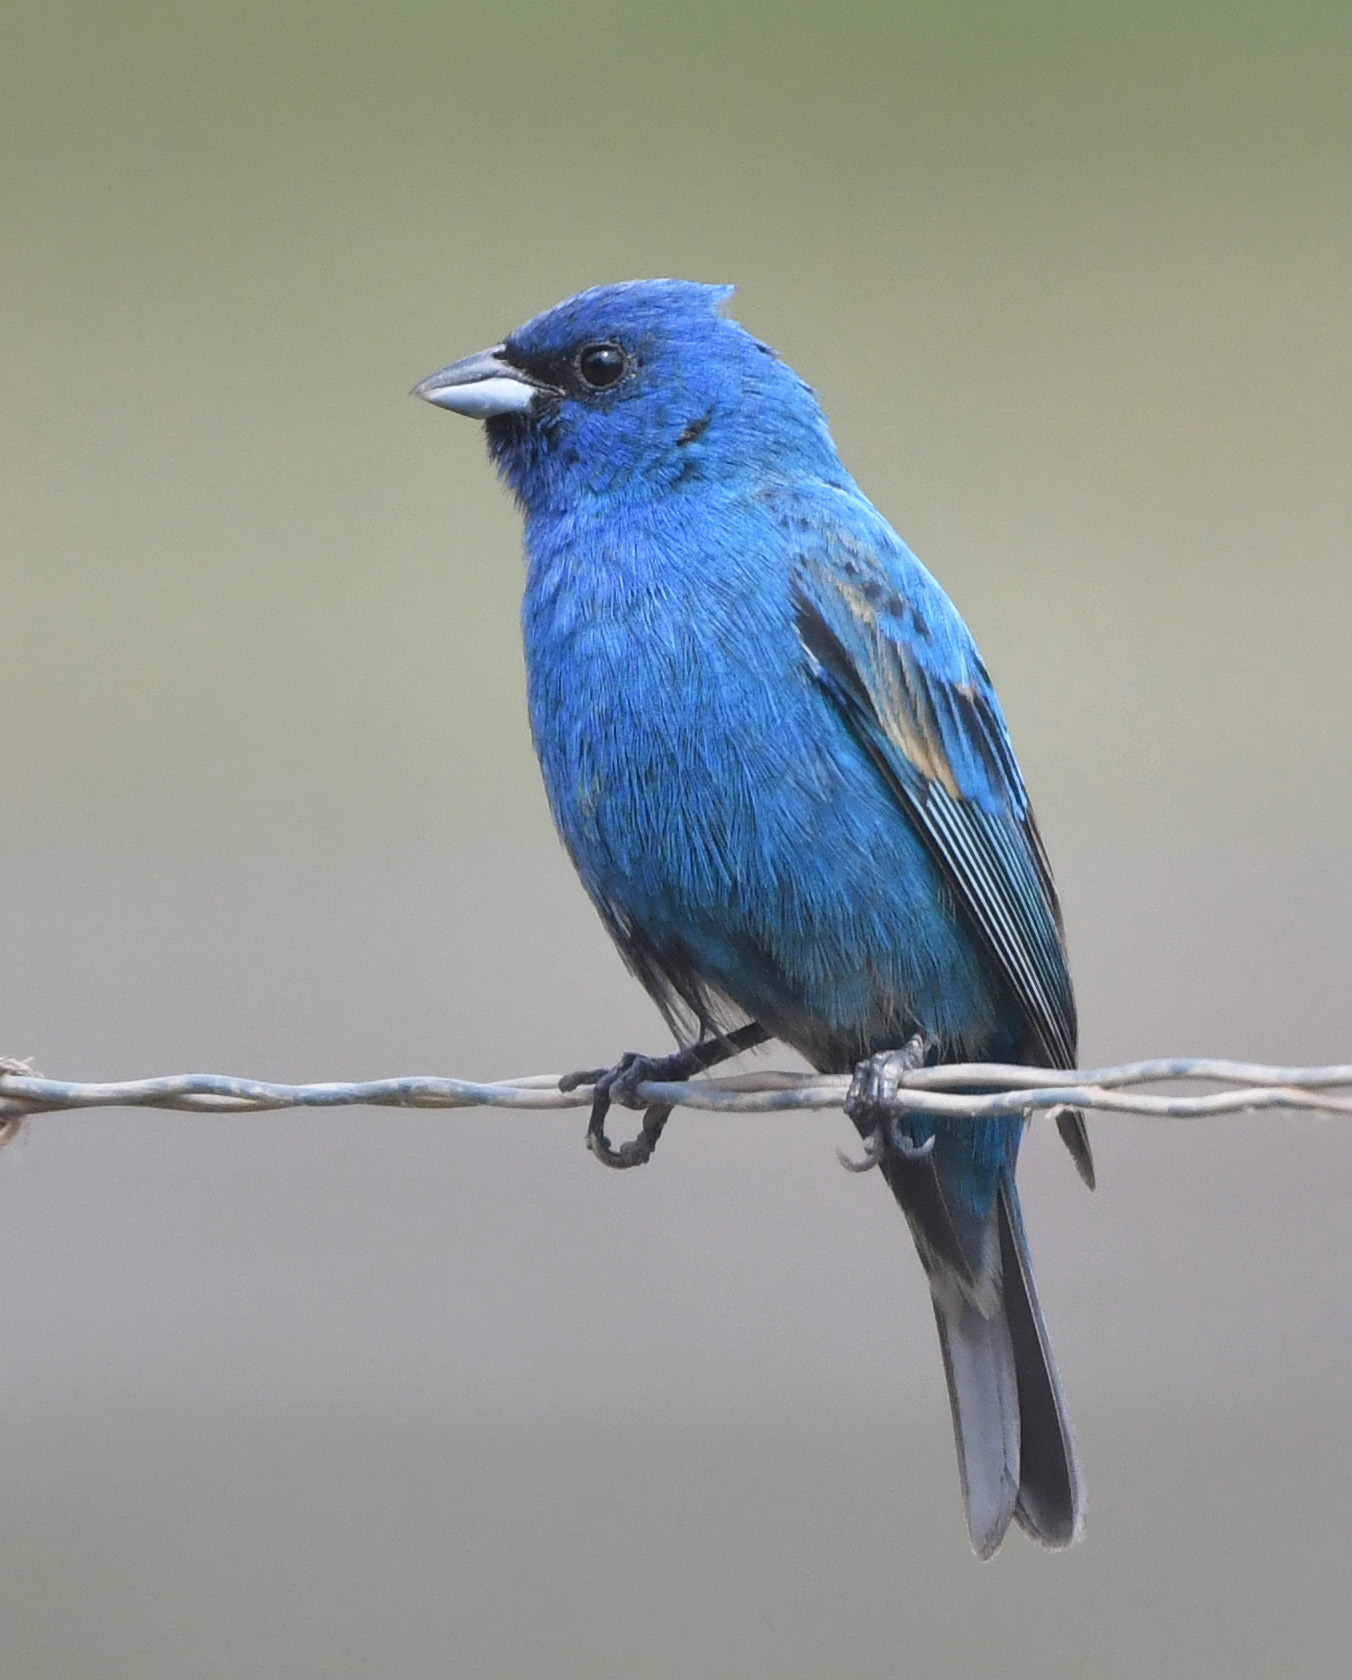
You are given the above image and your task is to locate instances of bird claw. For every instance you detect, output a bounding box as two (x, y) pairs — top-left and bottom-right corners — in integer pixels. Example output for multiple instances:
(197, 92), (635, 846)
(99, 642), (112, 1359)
(838, 1125), (935, 1168)
(558, 1065), (609, 1094)
(836, 1135), (884, 1172)
(844, 1034), (930, 1112)
(586, 1101), (672, 1169)
(562, 1023), (770, 1172)
(842, 1034), (936, 1165)
(566, 1050), (675, 1170)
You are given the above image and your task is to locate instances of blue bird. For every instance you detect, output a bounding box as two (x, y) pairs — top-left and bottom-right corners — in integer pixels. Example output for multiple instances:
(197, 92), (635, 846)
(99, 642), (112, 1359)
(416, 280), (1089, 1557)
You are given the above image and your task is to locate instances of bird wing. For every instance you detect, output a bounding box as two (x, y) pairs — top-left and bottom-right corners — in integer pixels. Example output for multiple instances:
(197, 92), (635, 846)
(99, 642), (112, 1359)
(789, 505), (1076, 1070)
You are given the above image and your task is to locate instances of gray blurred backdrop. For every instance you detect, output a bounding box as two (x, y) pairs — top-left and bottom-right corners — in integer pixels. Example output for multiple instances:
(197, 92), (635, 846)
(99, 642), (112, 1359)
(3, 4), (1351, 1675)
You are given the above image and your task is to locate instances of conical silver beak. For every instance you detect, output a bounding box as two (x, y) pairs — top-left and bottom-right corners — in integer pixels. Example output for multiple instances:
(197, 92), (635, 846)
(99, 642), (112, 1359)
(412, 346), (544, 418)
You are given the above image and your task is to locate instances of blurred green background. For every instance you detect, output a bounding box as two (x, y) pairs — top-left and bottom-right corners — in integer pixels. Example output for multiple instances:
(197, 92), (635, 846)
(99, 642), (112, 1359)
(3, 2), (1352, 1674)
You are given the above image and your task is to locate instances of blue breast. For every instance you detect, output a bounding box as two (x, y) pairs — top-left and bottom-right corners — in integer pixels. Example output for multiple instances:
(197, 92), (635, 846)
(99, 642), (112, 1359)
(519, 491), (1014, 1074)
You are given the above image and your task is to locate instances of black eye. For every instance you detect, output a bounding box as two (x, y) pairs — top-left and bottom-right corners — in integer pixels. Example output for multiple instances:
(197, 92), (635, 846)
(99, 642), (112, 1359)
(577, 342), (628, 390)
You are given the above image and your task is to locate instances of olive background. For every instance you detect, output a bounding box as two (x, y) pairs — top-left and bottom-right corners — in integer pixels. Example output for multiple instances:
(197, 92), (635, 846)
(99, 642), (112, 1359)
(3, 4), (1352, 1675)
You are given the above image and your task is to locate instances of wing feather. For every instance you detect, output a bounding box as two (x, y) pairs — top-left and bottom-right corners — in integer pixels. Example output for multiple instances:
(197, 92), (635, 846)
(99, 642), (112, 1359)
(791, 528), (1077, 1070)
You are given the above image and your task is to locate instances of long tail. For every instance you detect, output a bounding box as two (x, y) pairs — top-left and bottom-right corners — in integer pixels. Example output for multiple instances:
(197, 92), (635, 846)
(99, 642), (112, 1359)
(932, 1180), (1084, 1557)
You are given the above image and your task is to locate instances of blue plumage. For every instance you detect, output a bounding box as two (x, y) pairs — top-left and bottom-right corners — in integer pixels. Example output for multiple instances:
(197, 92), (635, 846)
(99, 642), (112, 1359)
(416, 279), (1086, 1556)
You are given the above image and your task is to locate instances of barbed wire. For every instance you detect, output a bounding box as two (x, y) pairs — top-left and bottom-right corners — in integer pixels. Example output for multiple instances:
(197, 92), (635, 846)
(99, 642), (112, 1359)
(4, 1055), (1352, 1144)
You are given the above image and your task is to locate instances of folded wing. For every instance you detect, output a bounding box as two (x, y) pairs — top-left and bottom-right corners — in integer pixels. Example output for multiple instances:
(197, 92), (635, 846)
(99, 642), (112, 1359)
(789, 511), (1077, 1076)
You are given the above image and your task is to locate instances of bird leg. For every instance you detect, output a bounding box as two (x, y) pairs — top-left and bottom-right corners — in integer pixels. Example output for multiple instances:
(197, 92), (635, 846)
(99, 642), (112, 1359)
(839, 1033), (936, 1170)
(561, 1022), (769, 1170)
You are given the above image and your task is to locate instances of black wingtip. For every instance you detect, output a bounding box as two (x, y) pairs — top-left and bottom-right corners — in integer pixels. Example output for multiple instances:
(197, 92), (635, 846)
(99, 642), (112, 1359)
(1053, 1106), (1096, 1190)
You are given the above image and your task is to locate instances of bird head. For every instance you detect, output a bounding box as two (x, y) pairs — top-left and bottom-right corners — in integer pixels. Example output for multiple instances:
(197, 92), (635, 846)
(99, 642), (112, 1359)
(414, 279), (841, 517)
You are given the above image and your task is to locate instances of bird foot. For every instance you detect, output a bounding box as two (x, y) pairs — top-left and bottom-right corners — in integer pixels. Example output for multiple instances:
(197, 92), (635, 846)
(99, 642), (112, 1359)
(840, 1034), (936, 1168)
(561, 1023), (769, 1170)
(572, 1048), (680, 1170)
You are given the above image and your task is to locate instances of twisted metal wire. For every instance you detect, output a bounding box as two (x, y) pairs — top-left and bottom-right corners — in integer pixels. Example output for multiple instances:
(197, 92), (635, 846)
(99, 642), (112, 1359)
(4, 1055), (1352, 1138)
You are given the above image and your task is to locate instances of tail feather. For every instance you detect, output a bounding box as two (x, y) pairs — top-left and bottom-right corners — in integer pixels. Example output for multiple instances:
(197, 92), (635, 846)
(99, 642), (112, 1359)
(999, 1180), (1085, 1547)
(933, 1297), (1020, 1559)
(929, 1180), (1083, 1557)
(868, 1105), (1084, 1555)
